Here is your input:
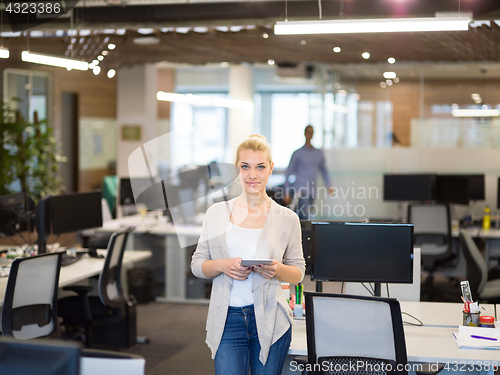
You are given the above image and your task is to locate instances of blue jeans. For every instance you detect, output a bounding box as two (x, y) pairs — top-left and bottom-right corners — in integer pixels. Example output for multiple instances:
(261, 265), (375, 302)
(214, 305), (292, 375)
(296, 196), (315, 220)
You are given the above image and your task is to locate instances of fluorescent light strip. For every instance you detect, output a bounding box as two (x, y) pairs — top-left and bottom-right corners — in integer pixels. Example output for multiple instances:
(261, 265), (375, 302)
(452, 109), (500, 117)
(22, 51), (89, 71)
(274, 17), (470, 35)
(157, 91), (253, 109)
(0, 47), (9, 59)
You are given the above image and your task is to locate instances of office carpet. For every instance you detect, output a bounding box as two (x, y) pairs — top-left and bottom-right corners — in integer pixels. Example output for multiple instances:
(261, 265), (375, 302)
(123, 302), (215, 375)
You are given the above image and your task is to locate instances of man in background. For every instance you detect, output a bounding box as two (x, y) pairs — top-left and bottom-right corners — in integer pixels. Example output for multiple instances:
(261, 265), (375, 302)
(283, 125), (334, 220)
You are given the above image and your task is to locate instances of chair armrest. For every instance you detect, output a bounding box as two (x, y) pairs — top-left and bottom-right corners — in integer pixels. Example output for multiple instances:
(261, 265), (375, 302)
(63, 286), (93, 294)
(62, 286), (93, 322)
(416, 363), (445, 375)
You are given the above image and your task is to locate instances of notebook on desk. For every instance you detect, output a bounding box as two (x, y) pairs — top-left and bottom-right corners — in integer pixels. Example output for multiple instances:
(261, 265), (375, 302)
(453, 326), (500, 349)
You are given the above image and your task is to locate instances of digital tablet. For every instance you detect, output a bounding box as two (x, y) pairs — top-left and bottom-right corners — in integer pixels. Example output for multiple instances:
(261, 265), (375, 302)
(241, 259), (273, 267)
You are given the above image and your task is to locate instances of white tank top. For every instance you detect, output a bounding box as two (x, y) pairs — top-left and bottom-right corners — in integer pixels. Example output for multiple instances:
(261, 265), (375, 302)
(225, 222), (262, 307)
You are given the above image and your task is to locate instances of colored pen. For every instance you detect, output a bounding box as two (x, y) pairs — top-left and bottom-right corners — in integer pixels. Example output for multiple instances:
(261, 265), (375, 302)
(470, 335), (498, 341)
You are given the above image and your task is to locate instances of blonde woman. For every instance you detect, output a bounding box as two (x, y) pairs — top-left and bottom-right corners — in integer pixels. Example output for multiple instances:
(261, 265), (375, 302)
(191, 134), (305, 375)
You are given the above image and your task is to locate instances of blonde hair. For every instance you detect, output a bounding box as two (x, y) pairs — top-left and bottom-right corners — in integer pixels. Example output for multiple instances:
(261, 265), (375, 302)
(235, 134), (272, 166)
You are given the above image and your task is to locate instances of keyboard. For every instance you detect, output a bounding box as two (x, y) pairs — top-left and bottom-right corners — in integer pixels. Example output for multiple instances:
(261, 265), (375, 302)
(61, 253), (84, 267)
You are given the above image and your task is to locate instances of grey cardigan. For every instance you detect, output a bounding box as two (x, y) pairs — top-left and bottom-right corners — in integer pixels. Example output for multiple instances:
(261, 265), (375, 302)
(191, 198), (305, 365)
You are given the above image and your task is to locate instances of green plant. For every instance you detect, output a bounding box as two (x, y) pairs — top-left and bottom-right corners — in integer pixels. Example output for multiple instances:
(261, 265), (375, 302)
(0, 100), (66, 203)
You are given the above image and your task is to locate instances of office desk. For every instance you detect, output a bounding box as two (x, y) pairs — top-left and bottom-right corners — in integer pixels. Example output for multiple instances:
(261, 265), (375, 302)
(285, 301), (499, 375)
(98, 215), (204, 303)
(0, 250), (152, 306)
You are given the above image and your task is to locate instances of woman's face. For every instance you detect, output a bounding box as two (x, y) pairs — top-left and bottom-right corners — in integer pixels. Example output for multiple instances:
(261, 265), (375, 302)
(237, 149), (274, 196)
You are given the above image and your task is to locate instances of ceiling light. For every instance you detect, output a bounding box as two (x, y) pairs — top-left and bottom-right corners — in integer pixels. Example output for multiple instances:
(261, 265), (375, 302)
(333, 47), (341, 53)
(92, 59), (99, 65)
(22, 51), (88, 70)
(386, 80), (393, 86)
(394, 77), (400, 83)
(107, 69), (116, 79)
(108, 43), (116, 50)
(80, 30), (91, 36)
(301, 40), (306, 45)
(97, 55), (104, 61)
(274, 16), (470, 35)
(452, 109), (500, 117)
(380, 82), (387, 88)
(388, 57), (396, 64)
(362, 52), (370, 59)
(0, 47), (9, 59)
(263, 33), (269, 39)
(102, 51), (108, 56)
(268, 59), (275, 65)
(137, 28), (154, 35)
(383, 72), (397, 79)
(133, 36), (160, 45)
(93, 66), (101, 75)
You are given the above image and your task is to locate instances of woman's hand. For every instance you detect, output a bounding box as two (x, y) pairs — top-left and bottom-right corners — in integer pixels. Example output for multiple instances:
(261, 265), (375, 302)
(252, 260), (281, 279)
(220, 258), (252, 281)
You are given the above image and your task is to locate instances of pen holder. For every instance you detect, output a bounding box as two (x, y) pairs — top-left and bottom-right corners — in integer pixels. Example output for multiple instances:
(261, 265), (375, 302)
(463, 311), (480, 327)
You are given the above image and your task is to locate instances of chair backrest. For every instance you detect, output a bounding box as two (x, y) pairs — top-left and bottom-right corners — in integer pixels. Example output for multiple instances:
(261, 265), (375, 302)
(81, 349), (145, 375)
(459, 230), (488, 298)
(97, 228), (133, 309)
(407, 204), (454, 267)
(304, 292), (407, 375)
(1, 252), (63, 340)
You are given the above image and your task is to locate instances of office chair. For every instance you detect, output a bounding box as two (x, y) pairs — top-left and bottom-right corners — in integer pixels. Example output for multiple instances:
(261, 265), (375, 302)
(459, 230), (500, 303)
(58, 228), (138, 348)
(407, 203), (456, 300)
(81, 349), (145, 375)
(1, 252), (63, 340)
(300, 292), (444, 375)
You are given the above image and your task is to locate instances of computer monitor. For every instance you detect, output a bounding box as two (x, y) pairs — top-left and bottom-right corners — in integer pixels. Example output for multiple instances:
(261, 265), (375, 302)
(435, 175), (470, 205)
(383, 174), (436, 202)
(467, 174), (485, 201)
(311, 222), (414, 294)
(0, 193), (35, 238)
(300, 220), (312, 275)
(0, 338), (80, 375)
(50, 191), (103, 235)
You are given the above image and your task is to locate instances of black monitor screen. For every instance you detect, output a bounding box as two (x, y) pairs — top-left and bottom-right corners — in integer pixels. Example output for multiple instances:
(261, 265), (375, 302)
(0, 338), (80, 375)
(300, 220), (312, 275)
(467, 174), (485, 201)
(0, 193), (34, 237)
(50, 191), (102, 235)
(383, 174), (436, 202)
(311, 222), (414, 283)
(435, 175), (469, 205)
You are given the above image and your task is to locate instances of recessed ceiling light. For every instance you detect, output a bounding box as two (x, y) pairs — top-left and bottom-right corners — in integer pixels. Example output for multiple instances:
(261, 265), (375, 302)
(93, 66), (101, 75)
(388, 57), (396, 64)
(268, 59), (275, 65)
(262, 33), (269, 39)
(133, 36), (161, 45)
(383, 72), (397, 79)
(333, 47), (341, 53)
(107, 69), (116, 78)
(380, 82), (387, 88)
(108, 43), (116, 50)
(362, 52), (370, 59)
(301, 40), (306, 45)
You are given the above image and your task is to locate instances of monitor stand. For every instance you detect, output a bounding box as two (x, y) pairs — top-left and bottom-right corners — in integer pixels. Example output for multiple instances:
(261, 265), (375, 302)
(315, 281), (382, 297)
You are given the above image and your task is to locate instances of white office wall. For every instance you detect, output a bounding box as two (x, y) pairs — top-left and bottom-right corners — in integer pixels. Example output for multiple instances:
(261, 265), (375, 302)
(116, 64), (159, 177)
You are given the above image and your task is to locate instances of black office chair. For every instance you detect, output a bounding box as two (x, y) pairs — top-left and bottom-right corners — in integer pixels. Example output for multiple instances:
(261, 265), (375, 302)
(407, 203), (457, 300)
(300, 292), (445, 375)
(459, 230), (500, 303)
(58, 228), (138, 348)
(1, 252), (63, 340)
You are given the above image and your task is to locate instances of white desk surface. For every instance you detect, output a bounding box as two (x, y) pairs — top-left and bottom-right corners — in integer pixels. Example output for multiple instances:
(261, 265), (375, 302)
(289, 301), (500, 364)
(98, 214), (202, 237)
(0, 250), (152, 306)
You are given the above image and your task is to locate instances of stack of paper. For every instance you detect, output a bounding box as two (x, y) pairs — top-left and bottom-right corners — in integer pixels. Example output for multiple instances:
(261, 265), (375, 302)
(453, 326), (500, 350)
